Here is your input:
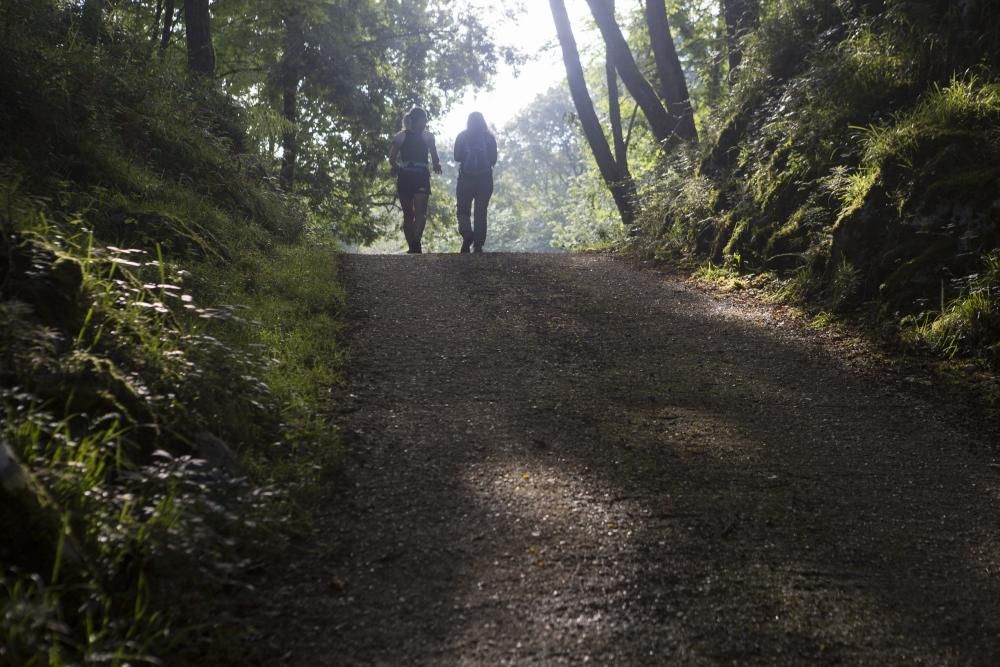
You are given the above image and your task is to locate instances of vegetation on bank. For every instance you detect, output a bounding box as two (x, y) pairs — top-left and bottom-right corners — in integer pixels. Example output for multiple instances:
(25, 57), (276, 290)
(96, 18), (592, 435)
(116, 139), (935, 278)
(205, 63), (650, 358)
(0, 2), (344, 664)
(638, 1), (1000, 369)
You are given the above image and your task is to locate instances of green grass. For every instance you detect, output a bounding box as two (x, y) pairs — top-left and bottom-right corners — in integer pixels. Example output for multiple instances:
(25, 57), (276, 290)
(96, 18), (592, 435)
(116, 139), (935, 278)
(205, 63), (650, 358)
(693, 262), (749, 291)
(207, 240), (346, 490)
(638, 0), (1000, 368)
(0, 4), (345, 663)
(903, 252), (1000, 363)
(2, 194), (343, 666)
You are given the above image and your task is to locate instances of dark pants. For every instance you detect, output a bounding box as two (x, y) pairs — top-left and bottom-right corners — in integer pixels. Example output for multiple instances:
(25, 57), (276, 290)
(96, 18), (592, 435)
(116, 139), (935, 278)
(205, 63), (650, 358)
(456, 172), (493, 250)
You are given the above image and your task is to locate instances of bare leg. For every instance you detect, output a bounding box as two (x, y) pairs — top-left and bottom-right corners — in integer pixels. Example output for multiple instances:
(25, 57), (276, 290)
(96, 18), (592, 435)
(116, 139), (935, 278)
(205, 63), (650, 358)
(399, 193), (417, 251)
(412, 193), (429, 252)
(456, 176), (474, 252)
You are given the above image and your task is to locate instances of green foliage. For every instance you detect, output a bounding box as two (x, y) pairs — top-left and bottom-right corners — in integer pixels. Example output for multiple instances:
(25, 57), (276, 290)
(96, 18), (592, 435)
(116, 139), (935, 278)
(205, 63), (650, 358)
(665, 0), (729, 112)
(692, 261), (749, 291)
(487, 78), (639, 252)
(213, 0), (507, 243)
(839, 76), (1000, 216)
(367, 83), (623, 254)
(635, 158), (718, 260)
(491, 87), (587, 251)
(206, 238), (345, 487)
(1, 1), (344, 663)
(903, 252), (1000, 363)
(550, 171), (627, 250)
(635, 0), (1000, 365)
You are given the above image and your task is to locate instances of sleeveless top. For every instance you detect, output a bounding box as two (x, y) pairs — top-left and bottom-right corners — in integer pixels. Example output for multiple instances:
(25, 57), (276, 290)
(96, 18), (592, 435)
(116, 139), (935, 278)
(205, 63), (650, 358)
(400, 130), (429, 166)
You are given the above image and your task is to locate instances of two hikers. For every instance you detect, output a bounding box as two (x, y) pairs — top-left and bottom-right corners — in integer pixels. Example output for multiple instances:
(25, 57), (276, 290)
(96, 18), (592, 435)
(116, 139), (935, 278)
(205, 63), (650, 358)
(389, 107), (497, 253)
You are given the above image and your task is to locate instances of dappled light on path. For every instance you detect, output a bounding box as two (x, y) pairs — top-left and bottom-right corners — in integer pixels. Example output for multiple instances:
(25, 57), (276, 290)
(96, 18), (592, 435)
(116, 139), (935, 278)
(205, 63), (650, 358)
(456, 460), (634, 656)
(255, 254), (1000, 665)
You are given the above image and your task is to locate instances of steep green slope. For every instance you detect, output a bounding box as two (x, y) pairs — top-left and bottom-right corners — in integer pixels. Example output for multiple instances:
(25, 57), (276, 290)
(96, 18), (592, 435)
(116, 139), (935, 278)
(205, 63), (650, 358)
(639, 0), (1000, 366)
(1, 2), (340, 664)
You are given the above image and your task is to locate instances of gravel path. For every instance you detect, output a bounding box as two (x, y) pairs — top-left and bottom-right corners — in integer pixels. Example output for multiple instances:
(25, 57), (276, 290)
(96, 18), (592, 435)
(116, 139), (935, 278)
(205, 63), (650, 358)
(256, 253), (1000, 665)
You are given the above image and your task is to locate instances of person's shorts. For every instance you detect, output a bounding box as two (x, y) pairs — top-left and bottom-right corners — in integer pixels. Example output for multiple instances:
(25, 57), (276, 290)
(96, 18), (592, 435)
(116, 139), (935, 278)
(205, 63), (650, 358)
(397, 165), (431, 197)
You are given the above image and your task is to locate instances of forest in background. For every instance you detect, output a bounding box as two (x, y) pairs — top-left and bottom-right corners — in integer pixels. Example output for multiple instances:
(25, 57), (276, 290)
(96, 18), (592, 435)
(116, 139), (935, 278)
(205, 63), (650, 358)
(1, 0), (999, 664)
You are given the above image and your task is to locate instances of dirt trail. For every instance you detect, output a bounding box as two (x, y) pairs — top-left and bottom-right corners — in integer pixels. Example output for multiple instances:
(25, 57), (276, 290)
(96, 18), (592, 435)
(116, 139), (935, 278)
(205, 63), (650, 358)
(256, 253), (1000, 665)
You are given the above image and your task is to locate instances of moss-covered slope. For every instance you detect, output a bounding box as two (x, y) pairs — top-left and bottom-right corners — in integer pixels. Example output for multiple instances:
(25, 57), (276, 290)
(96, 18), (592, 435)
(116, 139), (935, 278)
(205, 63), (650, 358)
(641, 0), (1000, 365)
(1, 2), (341, 663)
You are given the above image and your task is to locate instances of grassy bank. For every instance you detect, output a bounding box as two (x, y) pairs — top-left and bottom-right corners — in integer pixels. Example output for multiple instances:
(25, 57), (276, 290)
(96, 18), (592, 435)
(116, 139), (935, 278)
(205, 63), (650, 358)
(1, 2), (342, 663)
(634, 0), (1000, 371)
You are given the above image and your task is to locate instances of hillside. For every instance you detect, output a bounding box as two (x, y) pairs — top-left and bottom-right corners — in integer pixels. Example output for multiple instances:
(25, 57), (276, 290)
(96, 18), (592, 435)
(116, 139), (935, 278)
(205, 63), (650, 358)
(1, 2), (340, 662)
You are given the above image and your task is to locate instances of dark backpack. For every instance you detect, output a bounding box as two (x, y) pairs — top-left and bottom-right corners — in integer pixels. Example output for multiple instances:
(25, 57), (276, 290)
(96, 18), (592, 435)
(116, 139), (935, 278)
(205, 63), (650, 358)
(462, 132), (491, 175)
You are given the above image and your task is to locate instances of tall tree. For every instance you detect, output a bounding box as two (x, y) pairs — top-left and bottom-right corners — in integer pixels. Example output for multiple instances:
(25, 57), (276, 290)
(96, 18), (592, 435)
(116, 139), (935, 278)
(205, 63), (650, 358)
(644, 0), (697, 142)
(183, 0), (214, 76)
(159, 0), (176, 51)
(210, 0), (505, 240)
(584, 0), (678, 148)
(605, 0), (629, 172)
(279, 12), (305, 190)
(722, 0), (759, 79)
(550, 0), (637, 228)
(81, 0), (104, 43)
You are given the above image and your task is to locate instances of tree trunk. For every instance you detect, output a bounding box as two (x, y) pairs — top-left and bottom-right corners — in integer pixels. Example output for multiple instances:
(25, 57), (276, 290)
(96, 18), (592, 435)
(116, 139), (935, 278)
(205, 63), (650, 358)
(584, 0), (677, 149)
(183, 0), (214, 76)
(81, 0), (104, 44)
(550, 0), (637, 229)
(160, 0), (175, 51)
(605, 1), (628, 171)
(280, 84), (298, 190)
(607, 59), (628, 170)
(722, 0), (759, 80)
(153, 0), (162, 43)
(279, 13), (305, 190)
(644, 0), (697, 142)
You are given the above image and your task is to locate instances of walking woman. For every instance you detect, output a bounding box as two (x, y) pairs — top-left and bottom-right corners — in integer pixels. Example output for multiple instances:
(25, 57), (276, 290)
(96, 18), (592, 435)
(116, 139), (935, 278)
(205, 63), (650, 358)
(389, 107), (442, 254)
(453, 112), (498, 253)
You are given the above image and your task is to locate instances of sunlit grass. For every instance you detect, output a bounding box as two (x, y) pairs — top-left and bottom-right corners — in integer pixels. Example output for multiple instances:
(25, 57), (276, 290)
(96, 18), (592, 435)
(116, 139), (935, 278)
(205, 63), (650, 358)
(693, 262), (748, 292)
(903, 252), (1000, 362)
(0, 8), (343, 661)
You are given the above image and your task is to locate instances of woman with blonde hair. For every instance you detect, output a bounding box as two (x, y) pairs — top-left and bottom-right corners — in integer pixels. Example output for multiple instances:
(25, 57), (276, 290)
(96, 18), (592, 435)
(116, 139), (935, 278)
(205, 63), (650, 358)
(389, 106), (442, 253)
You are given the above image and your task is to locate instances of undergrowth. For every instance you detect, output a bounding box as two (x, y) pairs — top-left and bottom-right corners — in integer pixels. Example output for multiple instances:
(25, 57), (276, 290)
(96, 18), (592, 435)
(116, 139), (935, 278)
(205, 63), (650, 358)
(1, 2), (342, 664)
(902, 251), (1000, 364)
(637, 0), (1000, 369)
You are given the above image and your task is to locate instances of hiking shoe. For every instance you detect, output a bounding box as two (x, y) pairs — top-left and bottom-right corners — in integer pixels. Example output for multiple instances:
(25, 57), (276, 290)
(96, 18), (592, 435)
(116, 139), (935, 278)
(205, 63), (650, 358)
(472, 245), (483, 253)
(460, 238), (472, 253)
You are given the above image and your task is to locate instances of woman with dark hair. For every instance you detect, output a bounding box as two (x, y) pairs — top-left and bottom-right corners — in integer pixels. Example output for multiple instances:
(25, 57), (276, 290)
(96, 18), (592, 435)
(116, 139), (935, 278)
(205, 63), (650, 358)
(453, 112), (498, 253)
(389, 106), (442, 254)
